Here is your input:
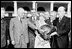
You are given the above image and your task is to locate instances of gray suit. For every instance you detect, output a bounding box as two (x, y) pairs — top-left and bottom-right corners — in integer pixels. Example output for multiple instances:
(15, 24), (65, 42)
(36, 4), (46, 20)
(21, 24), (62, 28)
(9, 17), (36, 48)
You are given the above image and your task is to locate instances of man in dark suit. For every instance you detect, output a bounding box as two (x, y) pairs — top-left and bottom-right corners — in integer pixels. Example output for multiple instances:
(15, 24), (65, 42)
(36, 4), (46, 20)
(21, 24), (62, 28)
(50, 6), (70, 48)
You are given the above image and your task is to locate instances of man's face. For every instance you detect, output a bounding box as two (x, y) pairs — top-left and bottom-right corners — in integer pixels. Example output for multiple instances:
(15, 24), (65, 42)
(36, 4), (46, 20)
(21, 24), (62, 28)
(17, 8), (25, 18)
(32, 12), (37, 16)
(50, 12), (56, 21)
(58, 8), (65, 19)
(1, 9), (5, 18)
(18, 11), (24, 18)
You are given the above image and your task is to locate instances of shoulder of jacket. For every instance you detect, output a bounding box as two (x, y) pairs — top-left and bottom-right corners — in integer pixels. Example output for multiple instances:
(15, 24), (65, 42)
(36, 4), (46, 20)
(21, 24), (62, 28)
(64, 16), (70, 21)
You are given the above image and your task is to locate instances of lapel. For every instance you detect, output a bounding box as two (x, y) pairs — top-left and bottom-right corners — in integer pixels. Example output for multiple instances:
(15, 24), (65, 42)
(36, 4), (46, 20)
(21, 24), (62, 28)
(59, 16), (65, 24)
(15, 17), (28, 29)
(14, 17), (23, 29)
(57, 16), (66, 29)
(16, 17), (22, 24)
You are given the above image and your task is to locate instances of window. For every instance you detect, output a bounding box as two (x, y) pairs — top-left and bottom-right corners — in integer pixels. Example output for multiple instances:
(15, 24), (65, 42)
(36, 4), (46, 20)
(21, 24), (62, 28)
(37, 7), (45, 11)
(54, 3), (68, 12)
(23, 6), (30, 11)
(1, 1), (14, 11)
(6, 6), (14, 11)
(37, 2), (51, 12)
(17, 2), (32, 11)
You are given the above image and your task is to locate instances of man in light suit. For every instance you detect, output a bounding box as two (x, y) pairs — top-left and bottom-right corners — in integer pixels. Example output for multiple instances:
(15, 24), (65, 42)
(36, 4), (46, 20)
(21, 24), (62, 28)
(9, 8), (36, 48)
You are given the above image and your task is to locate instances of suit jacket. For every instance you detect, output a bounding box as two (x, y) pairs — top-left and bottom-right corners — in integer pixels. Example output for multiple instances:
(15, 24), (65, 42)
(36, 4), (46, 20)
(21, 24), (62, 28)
(56, 16), (70, 48)
(49, 18), (59, 48)
(9, 17), (36, 44)
(1, 18), (7, 48)
(53, 18), (59, 26)
(46, 17), (70, 48)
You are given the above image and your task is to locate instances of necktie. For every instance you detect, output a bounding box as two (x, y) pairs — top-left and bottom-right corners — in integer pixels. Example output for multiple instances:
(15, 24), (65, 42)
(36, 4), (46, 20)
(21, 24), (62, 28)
(20, 19), (22, 23)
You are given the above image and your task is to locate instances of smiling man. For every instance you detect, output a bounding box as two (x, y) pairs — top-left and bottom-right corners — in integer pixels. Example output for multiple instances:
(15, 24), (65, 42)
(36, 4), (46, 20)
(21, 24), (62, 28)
(9, 7), (36, 48)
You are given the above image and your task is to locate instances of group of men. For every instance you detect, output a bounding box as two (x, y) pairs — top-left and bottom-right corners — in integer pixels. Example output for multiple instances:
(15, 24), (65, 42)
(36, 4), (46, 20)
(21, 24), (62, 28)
(1, 6), (71, 48)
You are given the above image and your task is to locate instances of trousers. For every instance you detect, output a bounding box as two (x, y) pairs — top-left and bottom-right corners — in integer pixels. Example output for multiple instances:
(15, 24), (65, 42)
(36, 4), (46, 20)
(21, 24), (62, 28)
(14, 35), (27, 48)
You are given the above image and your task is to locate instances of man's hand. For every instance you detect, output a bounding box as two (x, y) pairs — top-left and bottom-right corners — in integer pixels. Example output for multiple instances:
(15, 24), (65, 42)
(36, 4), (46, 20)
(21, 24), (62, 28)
(50, 32), (58, 37)
(11, 41), (15, 45)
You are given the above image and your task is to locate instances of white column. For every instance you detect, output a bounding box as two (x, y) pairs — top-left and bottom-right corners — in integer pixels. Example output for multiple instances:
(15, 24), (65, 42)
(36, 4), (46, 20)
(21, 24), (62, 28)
(35, 2), (37, 12)
(67, 2), (71, 14)
(32, 1), (36, 10)
(67, 2), (71, 18)
(13, 1), (17, 16)
(50, 1), (54, 11)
